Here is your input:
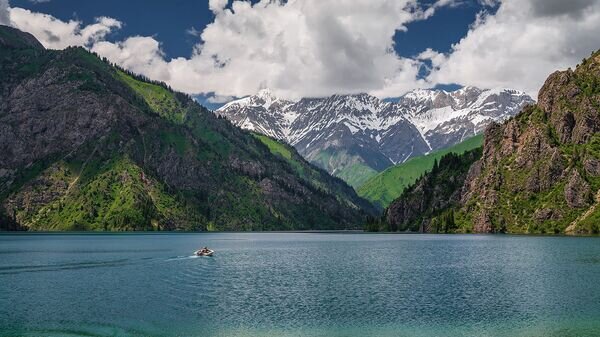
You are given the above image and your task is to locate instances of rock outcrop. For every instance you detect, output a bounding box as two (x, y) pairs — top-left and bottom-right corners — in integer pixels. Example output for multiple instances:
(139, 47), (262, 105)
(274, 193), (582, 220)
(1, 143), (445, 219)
(460, 50), (600, 234)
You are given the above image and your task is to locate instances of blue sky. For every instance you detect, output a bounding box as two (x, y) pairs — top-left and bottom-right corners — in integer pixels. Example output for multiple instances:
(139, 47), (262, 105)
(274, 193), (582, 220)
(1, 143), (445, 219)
(11, 0), (216, 59)
(3, 0), (599, 105)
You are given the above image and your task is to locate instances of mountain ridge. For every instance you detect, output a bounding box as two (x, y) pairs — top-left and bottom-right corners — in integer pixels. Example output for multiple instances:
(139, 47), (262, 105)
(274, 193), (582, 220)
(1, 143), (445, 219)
(217, 87), (534, 187)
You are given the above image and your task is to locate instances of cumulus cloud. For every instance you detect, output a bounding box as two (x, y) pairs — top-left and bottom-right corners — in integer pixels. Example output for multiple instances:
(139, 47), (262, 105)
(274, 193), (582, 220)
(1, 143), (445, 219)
(208, 0), (229, 14)
(427, 0), (600, 98)
(3, 0), (444, 99)
(9, 7), (121, 49)
(181, 0), (440, 99)
(3, 0), (600, 101)
(91, 37), (171, 81)
(207, 94), (235, 103)
(85, 0), (446, 100)
(529, 0), (596, 18)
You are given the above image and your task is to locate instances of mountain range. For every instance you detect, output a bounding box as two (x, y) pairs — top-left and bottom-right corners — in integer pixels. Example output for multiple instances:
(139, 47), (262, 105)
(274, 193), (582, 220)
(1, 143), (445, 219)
(0, 25), (374, 231)
(216, 87), (534, 187)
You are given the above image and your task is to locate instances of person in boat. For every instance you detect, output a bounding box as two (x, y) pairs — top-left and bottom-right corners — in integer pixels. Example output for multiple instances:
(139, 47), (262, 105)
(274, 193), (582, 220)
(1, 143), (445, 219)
(200, 247), (211, 254)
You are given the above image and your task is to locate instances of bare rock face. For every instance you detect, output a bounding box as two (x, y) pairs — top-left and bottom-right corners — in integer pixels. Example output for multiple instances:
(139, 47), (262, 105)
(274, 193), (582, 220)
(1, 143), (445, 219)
(564, 170), (591, 208)
(1, 66), (120, 169)
(473, 210), (494, 233)
(534, 208), (562, 222)
(539, 68), (600, 145)
(500, 119), (521, 158)
(584, 158), (600, 176)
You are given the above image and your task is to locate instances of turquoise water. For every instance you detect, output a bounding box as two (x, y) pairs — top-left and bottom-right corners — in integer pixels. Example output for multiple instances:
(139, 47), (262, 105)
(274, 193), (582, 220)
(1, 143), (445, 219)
(1, 233), (599, 337)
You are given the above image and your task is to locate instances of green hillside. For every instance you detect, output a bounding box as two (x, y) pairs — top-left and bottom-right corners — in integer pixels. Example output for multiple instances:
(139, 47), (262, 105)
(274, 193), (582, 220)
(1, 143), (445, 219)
(310, 149), (379, 188)
(0, 26), (374, 231)
(253, 133), (373, 196)
(357, 134), (483, 208)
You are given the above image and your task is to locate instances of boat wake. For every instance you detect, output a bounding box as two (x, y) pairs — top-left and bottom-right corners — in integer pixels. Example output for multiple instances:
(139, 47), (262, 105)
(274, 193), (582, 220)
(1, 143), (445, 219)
(166, 255), (200, 261)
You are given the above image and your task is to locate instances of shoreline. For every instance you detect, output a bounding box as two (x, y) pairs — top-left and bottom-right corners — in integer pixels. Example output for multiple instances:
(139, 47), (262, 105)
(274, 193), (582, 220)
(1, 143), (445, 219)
(0, 230), (598, 237)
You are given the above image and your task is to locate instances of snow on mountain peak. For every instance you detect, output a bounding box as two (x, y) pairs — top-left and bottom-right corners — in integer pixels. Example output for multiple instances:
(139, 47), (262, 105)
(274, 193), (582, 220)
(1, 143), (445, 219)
(401, 88), (439, 102)
(256, 88), (277, 104)
(216, 86), (535, 177)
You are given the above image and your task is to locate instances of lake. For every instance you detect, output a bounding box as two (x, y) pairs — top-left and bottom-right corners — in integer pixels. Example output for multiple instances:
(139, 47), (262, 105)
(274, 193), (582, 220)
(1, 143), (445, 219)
(1, 233), (599, 337)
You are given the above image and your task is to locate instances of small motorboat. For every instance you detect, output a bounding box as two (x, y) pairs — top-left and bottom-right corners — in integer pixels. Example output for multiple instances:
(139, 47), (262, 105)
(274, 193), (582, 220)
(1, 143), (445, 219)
(194, 248), (214, 257)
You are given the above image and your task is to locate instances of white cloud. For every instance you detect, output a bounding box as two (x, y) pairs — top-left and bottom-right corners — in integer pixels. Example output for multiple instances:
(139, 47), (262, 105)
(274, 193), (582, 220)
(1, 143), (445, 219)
(174, 0), (445, 100)
(91, 37), (171, 81)
(427, 0), (600, 98)
(8, 7), (121, 49)
(3, 0), (600, 101)
(208, 0), (229, 14)
(206, 94), (235, 103)
(5, 0), (443, 99)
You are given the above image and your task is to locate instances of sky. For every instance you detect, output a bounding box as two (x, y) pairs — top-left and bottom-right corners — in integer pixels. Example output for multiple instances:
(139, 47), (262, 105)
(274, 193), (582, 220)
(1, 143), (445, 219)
(1, 0), (600, 107)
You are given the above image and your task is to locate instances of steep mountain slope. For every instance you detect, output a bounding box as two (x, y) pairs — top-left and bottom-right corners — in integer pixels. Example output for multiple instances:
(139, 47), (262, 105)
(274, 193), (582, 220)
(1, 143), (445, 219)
(460, 51), (600, 234)
(217, 87), (533, 187)
(358, 134), (483, 209)
(382, 50), (600, 235)
(367, 148), (482, 232)
(0, 26), (374, 231)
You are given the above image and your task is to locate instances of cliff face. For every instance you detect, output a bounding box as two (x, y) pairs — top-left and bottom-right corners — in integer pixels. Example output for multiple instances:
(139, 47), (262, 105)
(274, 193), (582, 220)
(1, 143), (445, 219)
(0, 26), (374, 231)
(460, 51), (600, 234)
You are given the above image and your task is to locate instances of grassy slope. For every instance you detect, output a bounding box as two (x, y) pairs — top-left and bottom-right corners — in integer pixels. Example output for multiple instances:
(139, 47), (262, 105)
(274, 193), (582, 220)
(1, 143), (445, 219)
(25, 157), (203, 231)
(358, 134), (483, 208)
(253, 133), (307, 179)
(311, 149), (379, 188)
(336, 162), (379, 188)
(115, 70), (186, 124)
(252, 133), (376, 214)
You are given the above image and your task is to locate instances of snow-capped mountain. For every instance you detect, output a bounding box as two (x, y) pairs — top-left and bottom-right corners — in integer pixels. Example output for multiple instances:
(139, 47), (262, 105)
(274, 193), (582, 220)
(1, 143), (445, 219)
(216, 87), (534, 187)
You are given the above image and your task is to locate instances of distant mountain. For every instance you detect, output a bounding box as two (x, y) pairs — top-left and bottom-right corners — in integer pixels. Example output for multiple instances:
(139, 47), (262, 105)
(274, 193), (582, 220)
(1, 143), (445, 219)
(0, 25), (374, 231)
(381, 50), (600, 235)
(358, 134), (483, 209)
(216, 87), (534, 187)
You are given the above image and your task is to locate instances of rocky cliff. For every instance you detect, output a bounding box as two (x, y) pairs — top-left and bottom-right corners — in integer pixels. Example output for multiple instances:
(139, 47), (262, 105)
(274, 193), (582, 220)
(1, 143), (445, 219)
(461, 50), (600, 234)
(0, 26), (375, 231)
